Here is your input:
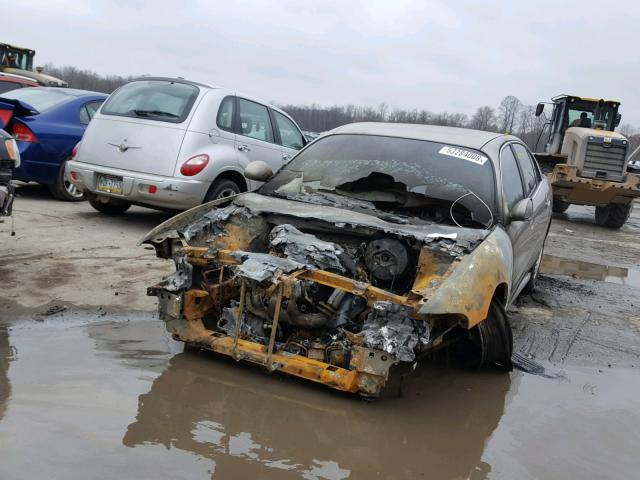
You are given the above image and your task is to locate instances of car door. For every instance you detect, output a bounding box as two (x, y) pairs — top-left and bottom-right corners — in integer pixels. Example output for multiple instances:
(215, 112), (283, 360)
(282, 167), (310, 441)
(500, 143), (534, 292)
(235, 97), (283, 173)
(271, 109), (305, 163)
(512, 143), (552, 258)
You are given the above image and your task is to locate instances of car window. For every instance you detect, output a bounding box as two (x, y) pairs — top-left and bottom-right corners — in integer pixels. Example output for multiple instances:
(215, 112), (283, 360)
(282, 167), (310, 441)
(217, 96), (234, 132)
(80, 100), (104, 124)
(85, 101), (102, 119)
(0, 88), (71, 112)
(500, 145), (525, 210)
(238, 98), (274, 143)
(0, 81), (18, 94)
(101, 80), (199, 123)
(79, 106), (90, 124)
(273, 110), (304, 150)
(511, 144), (538, 195)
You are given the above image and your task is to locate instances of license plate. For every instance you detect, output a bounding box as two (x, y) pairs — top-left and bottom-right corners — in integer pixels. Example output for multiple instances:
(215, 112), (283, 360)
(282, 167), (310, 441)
(96, 174), (123, 194)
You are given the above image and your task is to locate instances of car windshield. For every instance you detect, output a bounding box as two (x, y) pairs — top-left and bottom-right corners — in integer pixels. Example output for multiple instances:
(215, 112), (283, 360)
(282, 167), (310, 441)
(0, 88), (71, 112)
(101, 80), (199, 123)
(259, 134), (496, 228)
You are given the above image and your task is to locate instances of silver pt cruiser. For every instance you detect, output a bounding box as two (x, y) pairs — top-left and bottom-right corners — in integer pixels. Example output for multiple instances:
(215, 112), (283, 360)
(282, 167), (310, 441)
(67, 77), (307, 214)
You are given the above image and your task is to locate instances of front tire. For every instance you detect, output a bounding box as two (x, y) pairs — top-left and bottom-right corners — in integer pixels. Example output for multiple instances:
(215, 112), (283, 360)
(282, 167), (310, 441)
(204, 178), (241, 203)
(49, 158), (85, 202)
(595, 203), (632, 229)
(88, 195), (131, 215)
(465, 299), (513, 371)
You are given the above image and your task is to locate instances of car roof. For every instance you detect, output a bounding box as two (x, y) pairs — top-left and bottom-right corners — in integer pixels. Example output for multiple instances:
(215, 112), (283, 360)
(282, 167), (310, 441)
(126, 76), (295, 120)
(130, 76), (220, 90)
(0, 72), (38, 85)
(330, 122), (509, 150)
(34, 87), (107, 98)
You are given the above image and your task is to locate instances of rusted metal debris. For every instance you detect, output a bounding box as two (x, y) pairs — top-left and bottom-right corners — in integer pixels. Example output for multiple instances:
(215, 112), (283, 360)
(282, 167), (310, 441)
(143, 192), (511, 397)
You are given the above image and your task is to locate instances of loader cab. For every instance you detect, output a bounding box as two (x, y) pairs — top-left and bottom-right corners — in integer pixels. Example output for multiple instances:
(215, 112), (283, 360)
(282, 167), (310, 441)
(0, 44), (34, 72)
(536, 95), (621, 155)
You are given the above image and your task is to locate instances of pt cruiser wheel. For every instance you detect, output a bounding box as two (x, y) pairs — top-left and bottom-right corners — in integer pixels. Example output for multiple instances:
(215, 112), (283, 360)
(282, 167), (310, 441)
(204, 179), (240, 202)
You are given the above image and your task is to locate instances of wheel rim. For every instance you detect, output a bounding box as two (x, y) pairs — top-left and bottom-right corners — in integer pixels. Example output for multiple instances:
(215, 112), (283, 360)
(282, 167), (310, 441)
(216, 188), (237, 199)
(64, 179), (84, 199)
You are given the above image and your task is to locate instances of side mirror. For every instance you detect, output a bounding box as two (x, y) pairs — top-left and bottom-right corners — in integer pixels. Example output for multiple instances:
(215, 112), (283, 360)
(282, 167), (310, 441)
(244, 160), (273, 182)
(510, 198), (533, 221)
(615, 113), (622, 127)
(535, 103), (545, 117)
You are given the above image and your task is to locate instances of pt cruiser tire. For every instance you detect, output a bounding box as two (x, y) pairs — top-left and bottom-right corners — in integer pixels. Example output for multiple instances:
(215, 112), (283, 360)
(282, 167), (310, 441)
(88, 194), (131, 215)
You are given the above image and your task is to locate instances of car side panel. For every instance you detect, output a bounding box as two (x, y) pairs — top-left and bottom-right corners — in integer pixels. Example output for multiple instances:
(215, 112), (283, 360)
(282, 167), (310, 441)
(12, 98), (92, 184)
(483, 137), (551, 298)
(418, 227), (513, 326)
(174, 129), (240, 202)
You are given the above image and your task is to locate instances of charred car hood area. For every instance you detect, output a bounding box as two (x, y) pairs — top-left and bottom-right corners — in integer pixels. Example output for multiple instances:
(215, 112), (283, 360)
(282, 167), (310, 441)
(143, 192), (506, 397)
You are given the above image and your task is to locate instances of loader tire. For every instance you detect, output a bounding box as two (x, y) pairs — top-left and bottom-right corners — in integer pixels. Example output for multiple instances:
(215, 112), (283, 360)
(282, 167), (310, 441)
(552, 197), (570, 213)
(595, 203), (632, 229)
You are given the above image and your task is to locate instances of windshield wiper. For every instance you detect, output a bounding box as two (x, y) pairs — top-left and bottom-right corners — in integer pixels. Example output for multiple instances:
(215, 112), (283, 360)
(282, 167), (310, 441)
(132, 109), (179, 118)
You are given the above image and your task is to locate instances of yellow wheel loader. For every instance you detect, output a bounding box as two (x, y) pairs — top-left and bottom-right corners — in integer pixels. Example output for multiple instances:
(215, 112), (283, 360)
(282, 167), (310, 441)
(534, 95), (639, 228)
(0, 43), (67, 87)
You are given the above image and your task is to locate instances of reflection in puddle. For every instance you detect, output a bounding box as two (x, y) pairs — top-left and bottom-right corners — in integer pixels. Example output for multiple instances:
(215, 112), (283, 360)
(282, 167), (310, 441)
(541, 254), (640, 287)
(1, 319), (640, 479)
(0, 324), (14, 421)
(123, 351), (508, 479)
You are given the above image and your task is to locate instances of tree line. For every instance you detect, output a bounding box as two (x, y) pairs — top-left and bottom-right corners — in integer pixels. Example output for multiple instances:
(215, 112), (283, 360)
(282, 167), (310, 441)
(42, 64), (639, 154)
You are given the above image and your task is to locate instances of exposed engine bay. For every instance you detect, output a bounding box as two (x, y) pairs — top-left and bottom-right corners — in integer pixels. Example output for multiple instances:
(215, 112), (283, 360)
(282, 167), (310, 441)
(145, 192), (498, 397)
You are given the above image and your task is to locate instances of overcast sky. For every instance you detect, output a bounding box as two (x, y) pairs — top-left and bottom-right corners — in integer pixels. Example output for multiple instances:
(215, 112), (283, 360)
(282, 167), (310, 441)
(7, 0), (640, 125)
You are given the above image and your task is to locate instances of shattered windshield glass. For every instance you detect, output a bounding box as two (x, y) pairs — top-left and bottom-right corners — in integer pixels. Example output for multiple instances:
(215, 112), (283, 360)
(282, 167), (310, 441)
(260, 134), (496, 228)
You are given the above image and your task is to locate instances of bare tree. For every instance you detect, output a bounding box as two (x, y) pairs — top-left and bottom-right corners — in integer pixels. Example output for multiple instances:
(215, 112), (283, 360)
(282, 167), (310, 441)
(42, 63), (140, 93)
(618, 123), (637, 138)
(497, 95), (522, 133)
(469, 106), (497, 131)
(378, 102), (388, 121)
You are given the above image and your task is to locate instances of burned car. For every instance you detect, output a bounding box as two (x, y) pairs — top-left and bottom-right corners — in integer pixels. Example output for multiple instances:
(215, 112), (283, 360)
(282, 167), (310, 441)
(143, 123), (552, 397)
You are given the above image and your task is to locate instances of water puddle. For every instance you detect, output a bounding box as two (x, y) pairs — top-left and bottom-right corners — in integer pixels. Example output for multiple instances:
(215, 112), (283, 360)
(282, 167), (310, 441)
(541, 254), (640, 287)
(1, 318), (640, 479)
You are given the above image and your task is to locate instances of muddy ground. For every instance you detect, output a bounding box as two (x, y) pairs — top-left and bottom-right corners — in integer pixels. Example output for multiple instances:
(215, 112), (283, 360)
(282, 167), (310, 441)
(1, 184), (639, 479)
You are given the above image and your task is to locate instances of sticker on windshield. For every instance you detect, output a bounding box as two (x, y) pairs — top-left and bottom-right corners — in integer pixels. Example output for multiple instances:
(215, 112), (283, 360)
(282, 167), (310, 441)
(438, 146), (488, 166)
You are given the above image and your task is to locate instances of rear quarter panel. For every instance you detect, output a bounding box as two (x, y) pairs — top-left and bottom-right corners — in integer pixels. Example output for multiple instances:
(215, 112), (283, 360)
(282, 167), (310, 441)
(174, 89), (244, 196)
(15, 97), (95, 184)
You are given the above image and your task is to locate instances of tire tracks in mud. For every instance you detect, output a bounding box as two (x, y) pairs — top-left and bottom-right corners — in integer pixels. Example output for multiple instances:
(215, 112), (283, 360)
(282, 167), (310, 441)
(561, 313), (592, 363)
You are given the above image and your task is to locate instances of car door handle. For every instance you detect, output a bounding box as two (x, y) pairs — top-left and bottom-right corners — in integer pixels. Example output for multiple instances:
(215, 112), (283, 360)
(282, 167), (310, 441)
(282, 153), (291, 161)
(238, 144), (251, 152)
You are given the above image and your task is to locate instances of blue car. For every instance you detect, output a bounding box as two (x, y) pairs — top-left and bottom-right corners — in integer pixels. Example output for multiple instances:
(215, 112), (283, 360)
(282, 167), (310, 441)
(0, 87), (107, 200)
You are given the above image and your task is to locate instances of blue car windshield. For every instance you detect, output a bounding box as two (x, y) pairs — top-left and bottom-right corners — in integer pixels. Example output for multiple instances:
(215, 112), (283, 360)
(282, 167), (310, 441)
(0, 88), (72, 113)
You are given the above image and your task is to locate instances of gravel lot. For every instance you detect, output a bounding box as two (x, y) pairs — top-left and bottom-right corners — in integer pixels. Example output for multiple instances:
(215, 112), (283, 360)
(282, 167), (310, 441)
(1, 184), (639, 479)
